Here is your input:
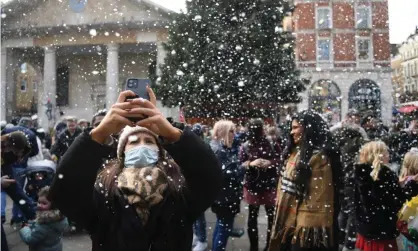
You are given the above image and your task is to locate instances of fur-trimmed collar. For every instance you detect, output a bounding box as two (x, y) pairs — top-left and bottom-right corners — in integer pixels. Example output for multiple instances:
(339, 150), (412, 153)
(36, 209), (63, 224)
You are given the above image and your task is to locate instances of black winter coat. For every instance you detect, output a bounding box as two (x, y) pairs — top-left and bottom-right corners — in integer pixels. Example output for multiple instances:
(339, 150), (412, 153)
(210, 141), (244, 217)
(49, 129), (222, 251)
(354, 163), (406, 240)
(50, 128), (82, 158)
(399, 131), (418, 158)
(333, 126), (365, 213)
(404, 180), (418, 201)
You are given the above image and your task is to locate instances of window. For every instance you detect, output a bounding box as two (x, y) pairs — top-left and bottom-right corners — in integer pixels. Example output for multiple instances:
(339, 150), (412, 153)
(415, 61), (418, 75)
(356, 6), (371, 29)
(317, 7), (331, 29)
(317, 39), (331, 61)
(357, 38), (372, 61)
(309, 80), (341, 124)
(349, 79), (381, 118)
(20, 79), (27, 92)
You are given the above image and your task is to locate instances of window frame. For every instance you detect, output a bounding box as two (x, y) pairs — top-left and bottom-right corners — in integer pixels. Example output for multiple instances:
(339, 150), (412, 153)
(316, 6), (332, 30)
(356, 6), (371, 29)
(317, 38), (333, 62)
(356, 37), (373, 62)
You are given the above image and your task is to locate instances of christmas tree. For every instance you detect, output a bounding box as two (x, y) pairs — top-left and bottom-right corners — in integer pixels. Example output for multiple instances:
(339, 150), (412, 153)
(157, 0), (305, 119)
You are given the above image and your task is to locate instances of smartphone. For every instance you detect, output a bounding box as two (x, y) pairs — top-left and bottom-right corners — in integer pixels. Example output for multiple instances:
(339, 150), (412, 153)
(124, 78), (151, 122)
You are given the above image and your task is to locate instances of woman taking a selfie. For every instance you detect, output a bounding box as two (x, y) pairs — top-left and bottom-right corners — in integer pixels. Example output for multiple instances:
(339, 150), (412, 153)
(48, 89), (222, 251)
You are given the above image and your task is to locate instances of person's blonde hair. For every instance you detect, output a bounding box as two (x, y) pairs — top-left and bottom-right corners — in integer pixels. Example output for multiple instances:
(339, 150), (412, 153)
(401, 148), (418, 177)
(212, 120), (235, 148)
(359, 141), (388, 181)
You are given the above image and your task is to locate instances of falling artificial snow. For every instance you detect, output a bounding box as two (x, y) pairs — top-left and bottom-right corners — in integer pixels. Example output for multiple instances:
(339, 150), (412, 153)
(89, 29), (97, 36)
(194, 15), (202, 21)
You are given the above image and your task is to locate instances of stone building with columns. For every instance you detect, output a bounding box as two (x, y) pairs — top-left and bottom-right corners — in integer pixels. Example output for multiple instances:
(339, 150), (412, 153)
(1, 0), (178, 129)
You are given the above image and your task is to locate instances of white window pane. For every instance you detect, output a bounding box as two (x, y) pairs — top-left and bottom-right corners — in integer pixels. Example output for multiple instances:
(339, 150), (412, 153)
(356, 8), (370, 28)
(317, 8), (331, 29)
(318, 40), (331, 61)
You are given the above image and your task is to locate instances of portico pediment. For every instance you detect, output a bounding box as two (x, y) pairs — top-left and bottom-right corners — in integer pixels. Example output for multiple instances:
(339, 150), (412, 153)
(1, 0), (172, 33)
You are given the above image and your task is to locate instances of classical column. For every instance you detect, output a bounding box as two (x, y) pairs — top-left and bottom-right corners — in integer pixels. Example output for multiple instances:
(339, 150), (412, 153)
(106, 43), (119, 109)
(1, 48), (6, 121)
(40, 47), (56, 130)
(156, 41), (166, 77)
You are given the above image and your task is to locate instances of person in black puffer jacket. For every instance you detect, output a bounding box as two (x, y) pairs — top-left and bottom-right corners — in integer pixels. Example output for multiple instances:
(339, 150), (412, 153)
(333, 125), (367, 251)
(48, 90), (222, 251)
(355, 141), (405, 251)
(210, 120), (244, 251)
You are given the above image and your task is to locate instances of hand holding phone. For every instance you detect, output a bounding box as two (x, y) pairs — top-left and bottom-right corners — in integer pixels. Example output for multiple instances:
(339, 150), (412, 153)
(124, 78), (151, 122)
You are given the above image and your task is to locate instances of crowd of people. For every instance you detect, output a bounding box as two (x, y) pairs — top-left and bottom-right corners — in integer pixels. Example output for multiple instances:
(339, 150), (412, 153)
(2, 89), (418, 251)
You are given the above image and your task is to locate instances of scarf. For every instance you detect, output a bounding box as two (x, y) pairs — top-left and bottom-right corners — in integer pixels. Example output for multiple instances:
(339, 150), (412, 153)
(117, 167), (168, 225)
(269, 150), (335, 251)
(36, 209), (64, 224)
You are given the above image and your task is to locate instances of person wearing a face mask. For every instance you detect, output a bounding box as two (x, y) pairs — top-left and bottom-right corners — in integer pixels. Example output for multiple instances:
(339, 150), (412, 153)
(241, 119), (281, 251)
(2, 121), (39, 225)
(48, 89), (222, 251)
(268, 111), (341, 251)
(19, 186), (68, 251)
(1, 132), (37, 251)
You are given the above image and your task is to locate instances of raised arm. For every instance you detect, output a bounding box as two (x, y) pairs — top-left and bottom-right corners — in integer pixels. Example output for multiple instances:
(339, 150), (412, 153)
(165, 129), (222, 217)
(48, 131), (112, 231)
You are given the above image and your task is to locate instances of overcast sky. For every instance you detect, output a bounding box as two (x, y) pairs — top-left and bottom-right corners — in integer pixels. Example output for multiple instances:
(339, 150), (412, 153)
(1, 0), (417, 44)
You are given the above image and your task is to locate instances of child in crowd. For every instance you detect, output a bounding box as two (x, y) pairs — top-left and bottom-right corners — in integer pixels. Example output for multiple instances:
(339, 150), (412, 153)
(400, 148), (418, 200)
(355, 141), (405, 251)
(20, 186), (68, 251)
(399, 148), (418, 251)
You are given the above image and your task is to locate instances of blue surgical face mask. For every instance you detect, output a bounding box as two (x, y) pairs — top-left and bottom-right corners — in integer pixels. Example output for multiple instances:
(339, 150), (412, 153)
(124, 145), (159, 168)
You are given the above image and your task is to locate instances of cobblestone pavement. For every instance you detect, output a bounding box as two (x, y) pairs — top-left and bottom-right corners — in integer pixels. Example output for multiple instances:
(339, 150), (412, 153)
(3, 197), (269, 251)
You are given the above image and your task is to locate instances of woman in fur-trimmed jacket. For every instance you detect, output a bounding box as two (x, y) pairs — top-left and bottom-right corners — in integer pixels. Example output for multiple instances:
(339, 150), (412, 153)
(268, 111), (342, 251)
(20, 187), (68, 251)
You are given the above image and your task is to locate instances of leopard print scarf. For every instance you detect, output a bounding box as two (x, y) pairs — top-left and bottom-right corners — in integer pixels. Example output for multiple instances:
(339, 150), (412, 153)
(117, 167), (168, 225)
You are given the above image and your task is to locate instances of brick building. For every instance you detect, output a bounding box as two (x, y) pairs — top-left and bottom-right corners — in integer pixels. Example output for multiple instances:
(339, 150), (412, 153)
(292, 0), (392, 124)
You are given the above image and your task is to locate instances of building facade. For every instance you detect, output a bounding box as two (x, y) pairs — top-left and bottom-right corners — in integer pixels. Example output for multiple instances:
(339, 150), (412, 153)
(398, 29), (418, 95)
(391, 54), (404, 105)
(1, 0), (177, 129)
(292, 0), (392, 124)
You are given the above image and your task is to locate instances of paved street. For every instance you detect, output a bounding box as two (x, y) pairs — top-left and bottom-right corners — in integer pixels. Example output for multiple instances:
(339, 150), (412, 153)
(3, 197), (269, 251)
